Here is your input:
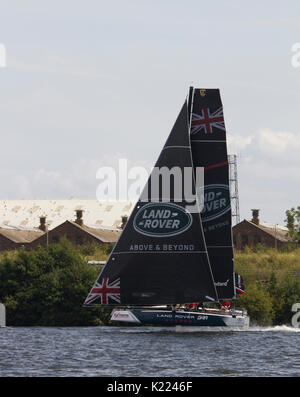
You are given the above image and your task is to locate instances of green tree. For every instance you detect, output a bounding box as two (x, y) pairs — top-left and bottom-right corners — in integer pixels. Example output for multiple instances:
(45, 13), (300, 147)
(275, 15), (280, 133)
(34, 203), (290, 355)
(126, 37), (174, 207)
(237, 282), (275, 325)
(0, 239), (110, 326)
(285, 206), (300, 243)
(265, 272), (285, 324)
(274, 275), (300, 325)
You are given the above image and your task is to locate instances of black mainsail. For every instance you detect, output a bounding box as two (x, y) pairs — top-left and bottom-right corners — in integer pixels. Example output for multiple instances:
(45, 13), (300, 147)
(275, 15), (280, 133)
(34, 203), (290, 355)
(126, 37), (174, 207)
(84, 101), (218, 307)
(188, 87), (235, 300)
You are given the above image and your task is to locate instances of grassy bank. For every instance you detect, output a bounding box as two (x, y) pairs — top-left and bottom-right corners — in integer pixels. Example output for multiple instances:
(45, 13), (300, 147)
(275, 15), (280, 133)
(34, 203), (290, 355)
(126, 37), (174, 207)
(234, 246), (300, 325)
(0, 242), (299, 326)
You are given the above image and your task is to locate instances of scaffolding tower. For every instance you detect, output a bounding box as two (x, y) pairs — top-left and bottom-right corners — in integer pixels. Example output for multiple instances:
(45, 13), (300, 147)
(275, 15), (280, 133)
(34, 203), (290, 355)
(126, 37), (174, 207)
(228, 154), (240, 225)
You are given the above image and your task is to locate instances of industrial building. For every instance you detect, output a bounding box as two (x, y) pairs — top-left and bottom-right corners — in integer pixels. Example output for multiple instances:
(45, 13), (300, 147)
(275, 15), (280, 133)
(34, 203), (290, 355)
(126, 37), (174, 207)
(0, 200), (294, 252)
(0, 199), (132, 252)
(0, 227), (43, 251)
(232, 209), (292, 250)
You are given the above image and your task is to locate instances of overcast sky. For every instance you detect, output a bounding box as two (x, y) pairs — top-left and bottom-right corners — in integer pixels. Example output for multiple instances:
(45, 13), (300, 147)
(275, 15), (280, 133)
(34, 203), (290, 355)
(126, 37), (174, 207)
(0, 0), (299, 225)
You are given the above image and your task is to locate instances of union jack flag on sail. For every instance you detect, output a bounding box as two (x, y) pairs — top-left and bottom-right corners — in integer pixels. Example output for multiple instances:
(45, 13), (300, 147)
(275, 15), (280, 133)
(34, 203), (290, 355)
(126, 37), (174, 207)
(191, 107), (225, 135)
(84, 277), (120, 305)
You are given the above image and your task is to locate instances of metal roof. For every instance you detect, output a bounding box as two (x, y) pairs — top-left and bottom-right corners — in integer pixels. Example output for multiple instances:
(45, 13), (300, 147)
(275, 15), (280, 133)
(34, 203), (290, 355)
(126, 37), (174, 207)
(66, 220), (122, 243)
(260, 222), (289, 232)
(0, 227), (44, 243)
(0, 199), (134, 231)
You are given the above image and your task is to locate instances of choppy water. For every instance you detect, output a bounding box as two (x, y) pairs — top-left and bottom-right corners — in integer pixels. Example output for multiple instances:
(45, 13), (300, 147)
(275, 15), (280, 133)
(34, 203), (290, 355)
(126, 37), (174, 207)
(0, 325), (299, 377)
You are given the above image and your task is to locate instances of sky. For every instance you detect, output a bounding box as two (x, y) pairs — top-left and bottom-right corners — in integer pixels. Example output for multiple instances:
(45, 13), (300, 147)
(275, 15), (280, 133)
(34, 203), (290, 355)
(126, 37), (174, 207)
(0, 0), (300, 225)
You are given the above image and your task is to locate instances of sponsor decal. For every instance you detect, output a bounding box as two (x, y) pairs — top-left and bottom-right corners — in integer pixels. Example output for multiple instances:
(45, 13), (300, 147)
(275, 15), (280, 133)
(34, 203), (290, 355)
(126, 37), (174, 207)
(113, 312), (130, 319)
(129, 244), (195, 251)
(215, 279), (230, 287)
(200, 184), (231, 222)
(197, 315), (208, 321)
(133, 203), (193, 237)
(156, 313), (173, 318)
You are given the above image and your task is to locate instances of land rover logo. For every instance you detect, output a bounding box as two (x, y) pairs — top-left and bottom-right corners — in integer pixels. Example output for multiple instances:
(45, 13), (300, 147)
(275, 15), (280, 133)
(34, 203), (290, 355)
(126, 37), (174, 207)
(133, 203), (193, 237)
(200, 184), (231, 222)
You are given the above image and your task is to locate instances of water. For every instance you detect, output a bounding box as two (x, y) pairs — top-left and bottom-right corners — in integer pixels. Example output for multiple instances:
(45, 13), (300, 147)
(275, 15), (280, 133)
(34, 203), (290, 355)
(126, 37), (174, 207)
(0, 326), (299, 377)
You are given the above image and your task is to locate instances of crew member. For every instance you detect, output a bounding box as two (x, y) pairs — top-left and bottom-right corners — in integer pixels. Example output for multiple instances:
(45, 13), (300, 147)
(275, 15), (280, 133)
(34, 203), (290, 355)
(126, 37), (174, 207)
(188, 303), (197, 311)
(220, 300), (231, 311)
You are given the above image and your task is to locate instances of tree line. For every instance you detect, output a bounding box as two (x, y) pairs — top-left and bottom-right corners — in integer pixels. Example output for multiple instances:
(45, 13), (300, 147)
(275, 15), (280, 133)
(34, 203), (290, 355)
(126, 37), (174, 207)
(0, 238), (299, 327)
(0, 238), (110, 326)
(285, 206), (300, 243)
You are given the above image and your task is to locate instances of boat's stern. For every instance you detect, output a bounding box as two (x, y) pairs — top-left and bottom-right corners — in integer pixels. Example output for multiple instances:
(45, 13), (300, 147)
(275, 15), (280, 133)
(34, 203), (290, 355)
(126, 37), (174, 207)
(222, 310), (250, 330)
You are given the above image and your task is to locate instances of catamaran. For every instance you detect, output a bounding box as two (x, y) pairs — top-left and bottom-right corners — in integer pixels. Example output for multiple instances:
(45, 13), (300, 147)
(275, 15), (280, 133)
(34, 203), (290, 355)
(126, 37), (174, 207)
(84, 87), (249, 330)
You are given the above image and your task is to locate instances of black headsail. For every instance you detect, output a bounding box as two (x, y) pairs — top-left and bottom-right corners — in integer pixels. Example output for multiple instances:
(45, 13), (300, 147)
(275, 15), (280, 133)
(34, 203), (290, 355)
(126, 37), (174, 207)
(188, 88), (235, 300)
(84, 101), (218, 306)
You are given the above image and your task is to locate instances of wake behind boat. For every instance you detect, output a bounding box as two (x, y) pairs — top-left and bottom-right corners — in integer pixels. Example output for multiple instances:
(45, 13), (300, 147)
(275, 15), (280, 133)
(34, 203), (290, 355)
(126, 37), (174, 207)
(83, 87), (249, 330)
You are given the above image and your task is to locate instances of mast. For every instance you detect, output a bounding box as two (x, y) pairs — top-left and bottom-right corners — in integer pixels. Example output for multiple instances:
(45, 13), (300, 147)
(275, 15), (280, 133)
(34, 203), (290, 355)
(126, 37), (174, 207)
(187, 86), (194, 127)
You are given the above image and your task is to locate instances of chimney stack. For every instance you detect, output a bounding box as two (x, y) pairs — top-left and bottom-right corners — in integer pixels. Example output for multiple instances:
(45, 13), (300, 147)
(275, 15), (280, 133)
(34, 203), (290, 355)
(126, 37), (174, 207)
(39, 216), (47, 232)
(75, 210), (83, 226)
(121, 215), (128, 229)
(251, 209), (260, 225)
